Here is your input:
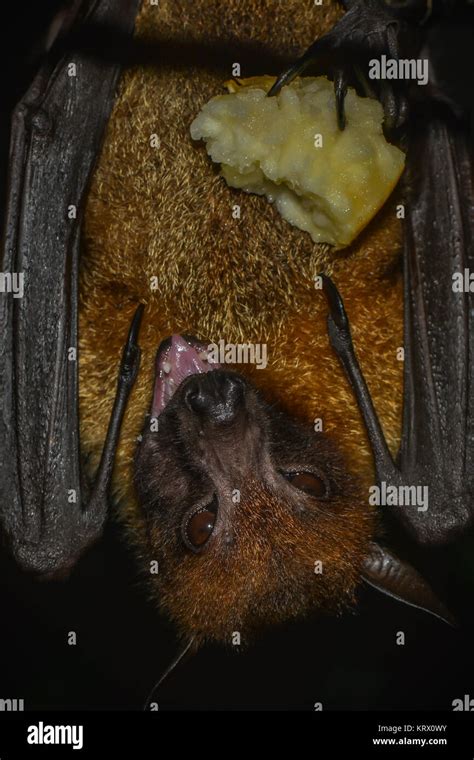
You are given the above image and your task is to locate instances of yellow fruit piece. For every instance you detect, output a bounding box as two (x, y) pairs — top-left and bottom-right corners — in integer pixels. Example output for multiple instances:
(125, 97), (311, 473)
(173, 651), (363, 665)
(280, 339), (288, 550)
(224, 76), (277, 93)
(190, 76), (405, 249)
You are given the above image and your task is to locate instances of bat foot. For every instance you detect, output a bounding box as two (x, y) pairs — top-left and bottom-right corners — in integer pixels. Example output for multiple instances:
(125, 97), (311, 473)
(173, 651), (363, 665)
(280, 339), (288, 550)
(268, 0), (412, 132)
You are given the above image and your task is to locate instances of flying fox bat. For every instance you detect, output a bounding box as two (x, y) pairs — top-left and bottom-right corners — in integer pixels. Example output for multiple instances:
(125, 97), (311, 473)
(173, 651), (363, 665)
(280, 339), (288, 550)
(134, 0), (473, 654)
(0, 0), (471, 673)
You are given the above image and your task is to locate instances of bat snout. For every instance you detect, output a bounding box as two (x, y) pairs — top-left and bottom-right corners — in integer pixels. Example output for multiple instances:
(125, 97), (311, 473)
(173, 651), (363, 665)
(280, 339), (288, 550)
(183, 370), (245, 425)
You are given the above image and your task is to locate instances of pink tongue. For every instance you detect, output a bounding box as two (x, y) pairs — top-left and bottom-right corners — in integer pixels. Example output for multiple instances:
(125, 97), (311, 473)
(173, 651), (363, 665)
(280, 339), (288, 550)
(151, 335), (220, 417)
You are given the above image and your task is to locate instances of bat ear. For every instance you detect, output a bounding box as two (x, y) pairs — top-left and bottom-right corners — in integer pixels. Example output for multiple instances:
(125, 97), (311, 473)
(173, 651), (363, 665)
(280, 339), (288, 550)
(361, 543), (457, 627)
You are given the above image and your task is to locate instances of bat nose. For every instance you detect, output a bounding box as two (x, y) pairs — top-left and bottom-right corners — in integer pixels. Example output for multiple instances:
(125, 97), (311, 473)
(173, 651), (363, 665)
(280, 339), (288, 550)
(184, 371), (245, 423)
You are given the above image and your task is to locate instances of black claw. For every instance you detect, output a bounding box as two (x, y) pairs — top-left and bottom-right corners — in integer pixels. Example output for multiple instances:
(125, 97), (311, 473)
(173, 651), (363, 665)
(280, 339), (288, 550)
(380, 83), (399, 132)
(396, 94), (409, 129)
(319, 273), (349, 332)
(267, 62), (303, 97)
(126, 303), (144, 350)
(386, 21), (399, 59)
(120, 303), (144, 384)
(267, 37), (330, 97)
(334, 70), (348, 131)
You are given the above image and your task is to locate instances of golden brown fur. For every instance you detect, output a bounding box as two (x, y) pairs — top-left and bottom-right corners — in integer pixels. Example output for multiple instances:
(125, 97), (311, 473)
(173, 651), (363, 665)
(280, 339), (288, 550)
(154, 479), (372, 644)
(80, 0), (404, 636)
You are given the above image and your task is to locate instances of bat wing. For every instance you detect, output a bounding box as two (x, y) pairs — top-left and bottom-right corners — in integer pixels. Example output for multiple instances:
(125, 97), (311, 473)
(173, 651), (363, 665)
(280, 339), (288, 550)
(398, 114), (474, 544)
(321, 111), (472, 619)
(0, 0), (140, 576)
(270, 0), (474, 546)
(322, 110), (474, 548)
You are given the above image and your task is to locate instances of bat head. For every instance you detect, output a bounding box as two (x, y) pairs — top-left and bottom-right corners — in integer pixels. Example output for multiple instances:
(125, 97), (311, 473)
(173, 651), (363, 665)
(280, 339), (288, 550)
(134, 335), (374, 645)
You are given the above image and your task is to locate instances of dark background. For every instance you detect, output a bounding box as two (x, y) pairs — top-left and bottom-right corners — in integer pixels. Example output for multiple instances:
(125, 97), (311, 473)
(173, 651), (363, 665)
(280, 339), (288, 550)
(1, 518), (474, 710)
(1, 0), (474, 711)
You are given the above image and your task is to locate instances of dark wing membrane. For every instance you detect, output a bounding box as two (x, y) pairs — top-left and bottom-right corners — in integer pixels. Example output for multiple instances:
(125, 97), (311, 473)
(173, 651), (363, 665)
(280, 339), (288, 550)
(399, 114), (474, 544)
(0, 0), (140, 575)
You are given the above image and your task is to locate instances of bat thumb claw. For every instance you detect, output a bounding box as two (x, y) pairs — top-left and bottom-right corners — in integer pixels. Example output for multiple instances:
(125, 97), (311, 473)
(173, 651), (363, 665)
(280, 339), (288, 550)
(126, 303), (145, 349)
(120, 303), (145, 386)
(319, 273), (349, 332)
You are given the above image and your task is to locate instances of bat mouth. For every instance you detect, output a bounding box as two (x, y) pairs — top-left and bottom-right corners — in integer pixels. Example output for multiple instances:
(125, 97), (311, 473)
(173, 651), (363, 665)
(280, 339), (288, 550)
(151, 334), (222, 417)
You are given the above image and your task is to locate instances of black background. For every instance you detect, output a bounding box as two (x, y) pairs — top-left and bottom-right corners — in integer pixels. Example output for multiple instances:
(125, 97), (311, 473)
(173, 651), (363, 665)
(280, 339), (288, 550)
(2, 517), (474, 710)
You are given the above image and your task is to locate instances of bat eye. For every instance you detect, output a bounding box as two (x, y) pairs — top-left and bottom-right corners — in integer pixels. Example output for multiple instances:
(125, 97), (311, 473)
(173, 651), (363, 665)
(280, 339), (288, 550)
(182, 499), (217, 552)
(282, 470), (329, 499)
